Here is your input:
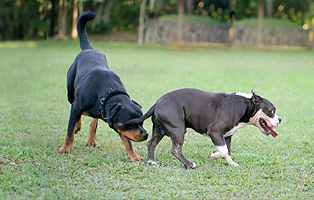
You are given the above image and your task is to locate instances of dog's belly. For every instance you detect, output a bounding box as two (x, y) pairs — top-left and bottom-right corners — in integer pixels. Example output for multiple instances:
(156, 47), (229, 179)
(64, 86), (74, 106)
(224, 122), (247, 138)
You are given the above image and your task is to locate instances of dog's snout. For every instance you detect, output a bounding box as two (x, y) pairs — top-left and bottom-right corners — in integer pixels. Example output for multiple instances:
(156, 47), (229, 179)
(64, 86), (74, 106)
(278, 117), (282, 124)
(142, 132), (148, 140)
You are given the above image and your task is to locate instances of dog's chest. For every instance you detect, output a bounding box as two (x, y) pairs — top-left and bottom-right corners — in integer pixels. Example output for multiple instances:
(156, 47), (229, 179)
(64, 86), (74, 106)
(224, 122), (247, 138)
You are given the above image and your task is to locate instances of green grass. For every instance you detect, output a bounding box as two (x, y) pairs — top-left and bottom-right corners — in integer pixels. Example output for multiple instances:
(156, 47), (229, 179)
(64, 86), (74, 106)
(234, 18), (303, 30)
(0, 40), (314, 199)
(158, 14), (228, 26)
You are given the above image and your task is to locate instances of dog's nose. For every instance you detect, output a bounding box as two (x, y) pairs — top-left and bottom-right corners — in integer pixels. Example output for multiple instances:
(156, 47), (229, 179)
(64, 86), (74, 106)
(278, 118), (282, 124)
(142, 132), (148, 140)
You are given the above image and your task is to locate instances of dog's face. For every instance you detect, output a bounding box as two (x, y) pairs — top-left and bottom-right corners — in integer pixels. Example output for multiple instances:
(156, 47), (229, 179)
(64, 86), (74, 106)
(105, 101), (148, 142)
(249, 90), (281, 137)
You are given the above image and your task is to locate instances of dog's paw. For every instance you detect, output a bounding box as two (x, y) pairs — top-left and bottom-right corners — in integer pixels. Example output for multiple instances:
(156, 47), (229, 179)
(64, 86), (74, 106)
(190, 162), (197, 169)
(224, 155), (239, 166)
(58, 146), (71, 154)
(147, 159), (157, 165)
(184, 162), (197, 169)
(229, 162), (239, 167)
(208, 151), (217, 161)
(129, 154), (143, 162)
(86, 141), (97, 147)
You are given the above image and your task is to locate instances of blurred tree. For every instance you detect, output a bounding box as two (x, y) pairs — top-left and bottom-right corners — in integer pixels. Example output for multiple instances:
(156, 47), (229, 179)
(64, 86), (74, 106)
(58, 0), (68, 39)
(79, 0), (83, 15)
(257, 0), (263, 49)
(138, 0), (147, 46)
(186, 0), (193, 14)
(150, 0), (155, 11)
(177, 0), (184, 45)
(71, 0), (79, 39)
(266, 0), (273, 17)
(49, 0), (57, 37)
(309, 0), (313, 48)
(0, 0), (312, 41)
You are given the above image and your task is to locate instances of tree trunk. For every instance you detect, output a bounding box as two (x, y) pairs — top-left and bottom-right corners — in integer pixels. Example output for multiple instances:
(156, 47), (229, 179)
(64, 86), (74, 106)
(138, 0), (147, 46)
(58, 0), (64, 39)
(266, 0), (273, 18)
(228, 0), (234, 46)
(177, 0), (184, 45)
(71, 0), (79, 39)
(79, 0), (83, 16)
(49, 0), (56, 37)
(186, 0), (193, 14)
(149, 0), (155, 11)
(309, 0), (313, 49)
(62, 0), (67, 38)
(257, 0), (263, 49)
(91, 1), (105, 29)
(102, 0), (112, 23)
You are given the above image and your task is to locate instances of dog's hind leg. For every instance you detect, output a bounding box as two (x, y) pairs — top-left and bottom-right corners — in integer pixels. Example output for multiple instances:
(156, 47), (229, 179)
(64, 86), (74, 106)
(147, 124), (165, 165)
(168, 127), (196, 169)
(86, 118), (98, 147)
(59, 107), (81, 154)
(119, 134), (143, 162)
(171, 139), (196, 169)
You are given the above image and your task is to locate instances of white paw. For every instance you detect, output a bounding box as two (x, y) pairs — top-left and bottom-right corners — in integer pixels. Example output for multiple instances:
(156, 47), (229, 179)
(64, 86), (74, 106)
(228, 161), (239, 167)
(208, 152), (216, 161)
(224, 155), (239, 166)
(147, 159), (157, 165)
(191, 162), (197, 169)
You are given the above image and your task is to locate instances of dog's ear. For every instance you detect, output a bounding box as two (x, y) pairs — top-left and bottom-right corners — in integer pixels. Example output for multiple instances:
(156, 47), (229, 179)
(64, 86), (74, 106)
(105, 102), (122, 128)
(132, 100), (142, 109)
(251, 90), (262, 104)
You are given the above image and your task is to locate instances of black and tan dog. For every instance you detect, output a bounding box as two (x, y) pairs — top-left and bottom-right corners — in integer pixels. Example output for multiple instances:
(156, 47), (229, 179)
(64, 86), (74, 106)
(127, 89), (281, 168)
(58, 12), (148, 161)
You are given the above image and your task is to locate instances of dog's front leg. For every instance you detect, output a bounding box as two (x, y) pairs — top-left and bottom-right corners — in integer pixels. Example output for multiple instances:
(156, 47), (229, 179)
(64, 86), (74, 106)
(223, 136), (239, 166)
(86, 118), (98, 147)
(59, 108), (81, 154)
(119, 134), (143, 162)
(208, 132), (238, 166)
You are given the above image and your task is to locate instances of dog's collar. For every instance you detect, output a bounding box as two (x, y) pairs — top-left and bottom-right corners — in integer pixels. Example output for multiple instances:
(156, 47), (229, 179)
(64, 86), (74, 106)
(99, 89), (129, 120)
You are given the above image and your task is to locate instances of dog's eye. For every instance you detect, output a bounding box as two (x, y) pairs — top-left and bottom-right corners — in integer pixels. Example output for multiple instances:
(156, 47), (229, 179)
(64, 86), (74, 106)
(271, 109), (276, 115)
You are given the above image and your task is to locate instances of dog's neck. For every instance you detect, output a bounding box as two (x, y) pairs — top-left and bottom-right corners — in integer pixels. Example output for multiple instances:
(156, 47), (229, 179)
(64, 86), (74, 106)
(100, 89), (129, 106)
(99, 89), (129, 120)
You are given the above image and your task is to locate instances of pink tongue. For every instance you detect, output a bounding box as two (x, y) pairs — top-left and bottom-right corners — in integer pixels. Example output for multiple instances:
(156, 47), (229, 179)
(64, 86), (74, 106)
(265, 126), (278, 138)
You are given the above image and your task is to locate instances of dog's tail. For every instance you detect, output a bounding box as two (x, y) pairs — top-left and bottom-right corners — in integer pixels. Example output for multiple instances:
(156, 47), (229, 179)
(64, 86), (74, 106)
(126, 103), (157, 125)
(77, 11), (96, 50)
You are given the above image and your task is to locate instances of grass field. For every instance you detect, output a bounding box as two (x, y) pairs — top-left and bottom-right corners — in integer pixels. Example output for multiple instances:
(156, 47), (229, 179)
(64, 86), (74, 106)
(0, 41), (313, 199)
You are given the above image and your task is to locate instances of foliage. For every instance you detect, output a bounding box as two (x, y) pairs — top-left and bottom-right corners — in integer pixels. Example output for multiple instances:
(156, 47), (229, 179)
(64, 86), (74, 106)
(0, 0), (48, 40)
(89, 21), (113, 34)
(0, 0), (313, 40)
(0, 41), (313, 199)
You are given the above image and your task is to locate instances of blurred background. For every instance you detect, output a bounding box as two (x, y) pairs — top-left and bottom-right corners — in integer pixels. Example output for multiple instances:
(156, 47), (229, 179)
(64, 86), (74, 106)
(0, 0), (313, 48)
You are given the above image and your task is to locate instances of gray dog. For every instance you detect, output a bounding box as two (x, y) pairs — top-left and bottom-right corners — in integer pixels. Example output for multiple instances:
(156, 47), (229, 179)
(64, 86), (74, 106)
(126, 88), (281, 168)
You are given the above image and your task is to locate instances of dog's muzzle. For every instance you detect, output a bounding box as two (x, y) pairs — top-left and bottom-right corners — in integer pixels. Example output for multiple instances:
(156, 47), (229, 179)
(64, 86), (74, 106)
(258, 117), (280, 138)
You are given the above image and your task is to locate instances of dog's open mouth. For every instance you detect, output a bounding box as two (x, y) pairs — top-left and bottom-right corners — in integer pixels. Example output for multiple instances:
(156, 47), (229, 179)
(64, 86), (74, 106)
(259, 118), (278, 138)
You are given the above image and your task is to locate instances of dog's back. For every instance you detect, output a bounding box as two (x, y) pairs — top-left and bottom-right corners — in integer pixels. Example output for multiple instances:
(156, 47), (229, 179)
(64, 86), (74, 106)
(67, 11), (112, 104)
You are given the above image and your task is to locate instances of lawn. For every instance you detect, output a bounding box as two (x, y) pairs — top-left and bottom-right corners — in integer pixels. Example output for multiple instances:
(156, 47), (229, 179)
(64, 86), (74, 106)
(0, 41), (313, 199)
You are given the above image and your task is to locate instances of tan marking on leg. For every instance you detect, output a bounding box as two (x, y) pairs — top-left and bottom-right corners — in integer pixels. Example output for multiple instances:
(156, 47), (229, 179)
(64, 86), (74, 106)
(86, 118), (98, 147)
(119, 134), (143, 162)
(74, 116), (81, 134)
(59, 120), (81, 154)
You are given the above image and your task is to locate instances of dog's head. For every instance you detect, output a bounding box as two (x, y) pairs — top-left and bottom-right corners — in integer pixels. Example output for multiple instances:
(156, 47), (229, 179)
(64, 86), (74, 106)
(249, 90), (281, 137)
(105, 100), (148, 142)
